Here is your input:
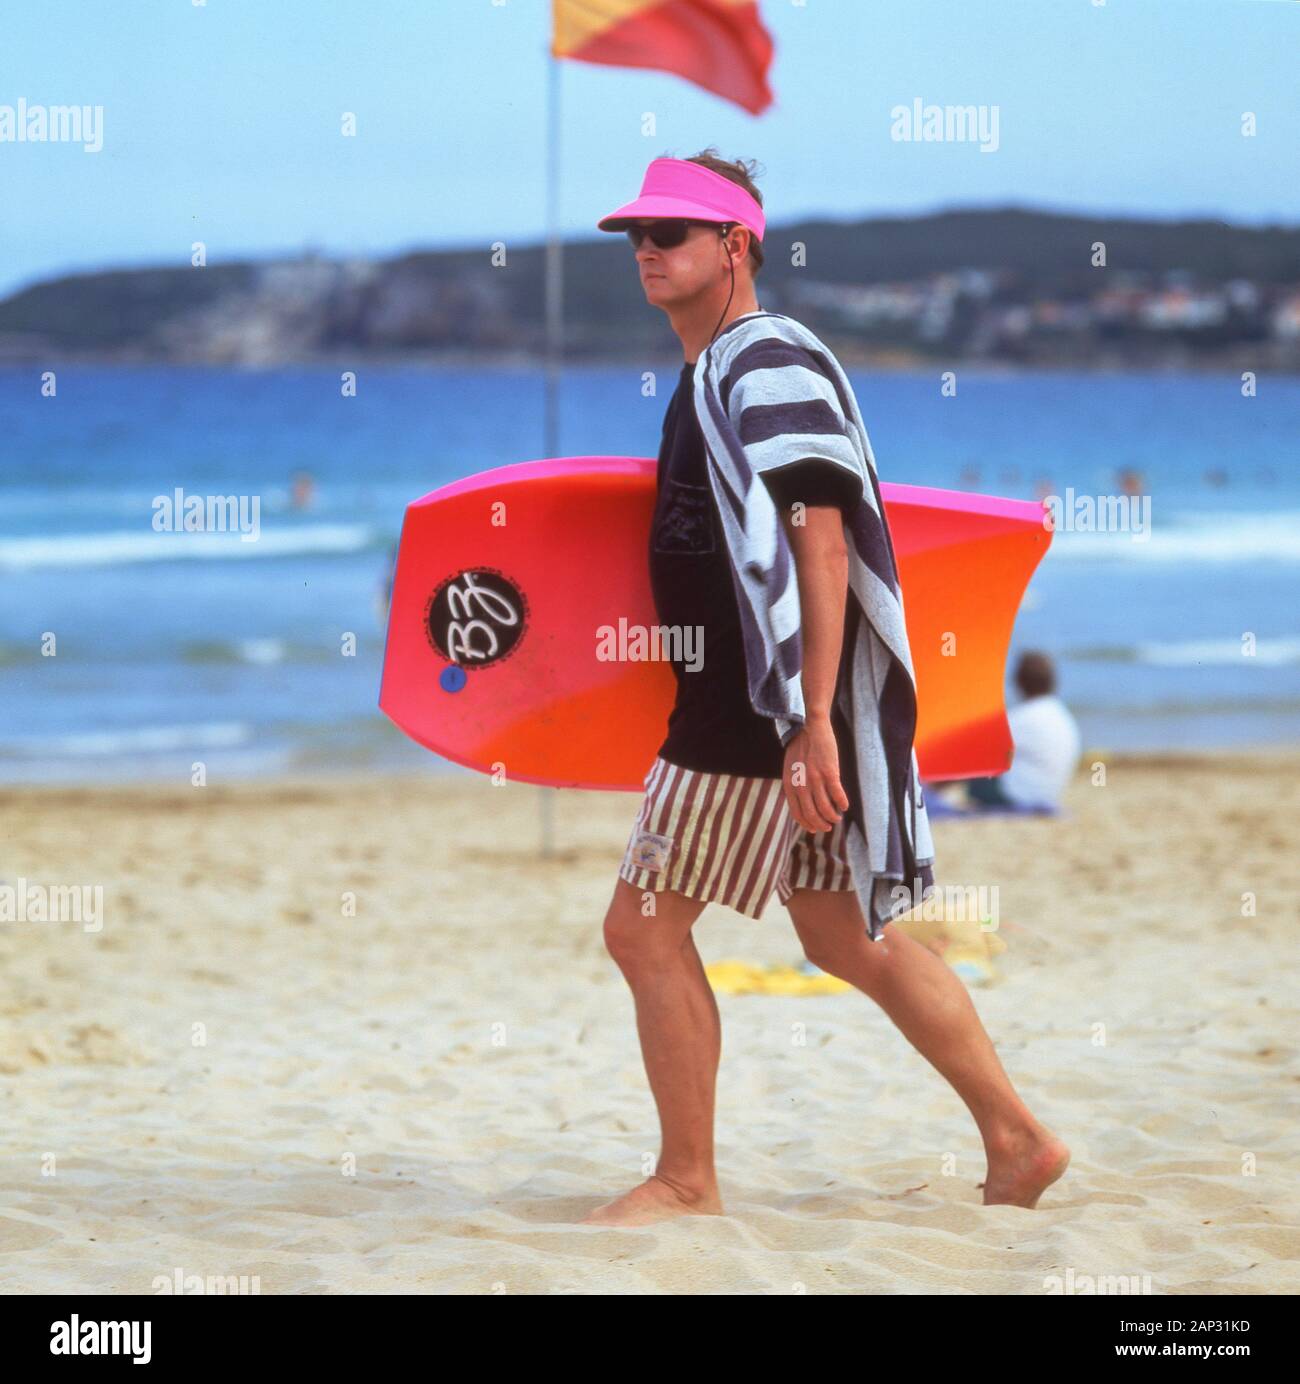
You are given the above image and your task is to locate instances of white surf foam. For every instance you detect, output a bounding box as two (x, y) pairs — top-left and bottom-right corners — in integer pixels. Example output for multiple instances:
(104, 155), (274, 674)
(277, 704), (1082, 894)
(0, 524), (377, 570)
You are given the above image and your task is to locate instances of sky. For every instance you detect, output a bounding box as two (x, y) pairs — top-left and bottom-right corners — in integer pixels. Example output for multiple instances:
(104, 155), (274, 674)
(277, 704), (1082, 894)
(0, 0), (1297, 299)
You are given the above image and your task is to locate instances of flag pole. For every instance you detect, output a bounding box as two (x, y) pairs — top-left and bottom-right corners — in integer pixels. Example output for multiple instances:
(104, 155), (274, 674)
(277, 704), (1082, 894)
(545, 50), (563, 463)
(539, 46), (563, 859)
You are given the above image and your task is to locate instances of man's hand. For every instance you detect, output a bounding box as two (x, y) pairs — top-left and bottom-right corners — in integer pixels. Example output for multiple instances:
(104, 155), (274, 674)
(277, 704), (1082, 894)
(782, 713), (849, 833)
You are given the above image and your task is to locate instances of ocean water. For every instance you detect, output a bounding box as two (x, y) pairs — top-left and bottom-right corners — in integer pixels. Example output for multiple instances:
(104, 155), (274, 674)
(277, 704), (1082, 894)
(1, 365), (1297, 784)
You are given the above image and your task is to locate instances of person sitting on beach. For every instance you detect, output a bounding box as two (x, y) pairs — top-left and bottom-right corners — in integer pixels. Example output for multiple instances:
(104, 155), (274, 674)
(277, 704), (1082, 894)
(965, 651), (1081, 812)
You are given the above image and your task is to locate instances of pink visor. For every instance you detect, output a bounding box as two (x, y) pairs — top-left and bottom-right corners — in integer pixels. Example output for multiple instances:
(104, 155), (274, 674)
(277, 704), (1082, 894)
(596, 157), (765, 242)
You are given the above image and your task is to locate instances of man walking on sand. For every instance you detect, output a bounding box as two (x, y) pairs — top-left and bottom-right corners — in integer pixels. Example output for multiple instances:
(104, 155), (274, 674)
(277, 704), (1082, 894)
(583, 150), (1069, 1227)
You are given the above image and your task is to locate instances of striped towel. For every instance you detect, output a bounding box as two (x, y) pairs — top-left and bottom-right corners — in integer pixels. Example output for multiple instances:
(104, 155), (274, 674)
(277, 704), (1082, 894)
(693, 309), (936, 941)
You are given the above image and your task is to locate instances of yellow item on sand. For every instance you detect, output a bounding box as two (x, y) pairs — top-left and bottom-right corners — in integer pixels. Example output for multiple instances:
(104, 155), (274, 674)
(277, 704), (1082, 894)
(705, 907), (1008, 994)
(704, 960), (852, 996)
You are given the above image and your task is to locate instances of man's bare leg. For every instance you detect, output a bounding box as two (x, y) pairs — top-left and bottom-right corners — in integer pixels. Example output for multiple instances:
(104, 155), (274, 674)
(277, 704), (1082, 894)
(580, 877), (724, 1226)
(785, 887), (1071, 1207)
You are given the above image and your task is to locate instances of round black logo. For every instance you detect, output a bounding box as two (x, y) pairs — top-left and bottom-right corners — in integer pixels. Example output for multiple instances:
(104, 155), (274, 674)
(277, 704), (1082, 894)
(425, 567), (528, 668)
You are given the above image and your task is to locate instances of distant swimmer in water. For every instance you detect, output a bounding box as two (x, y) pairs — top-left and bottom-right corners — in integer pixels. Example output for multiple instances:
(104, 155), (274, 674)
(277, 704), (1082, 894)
(291, 470), (316, 510)
(375, 542), (397, 627)
(1116, 467), (1145, 497)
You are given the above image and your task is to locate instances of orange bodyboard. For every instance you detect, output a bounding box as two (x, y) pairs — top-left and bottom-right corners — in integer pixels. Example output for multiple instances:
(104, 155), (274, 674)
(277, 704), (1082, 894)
(379, 457), (1051, 789)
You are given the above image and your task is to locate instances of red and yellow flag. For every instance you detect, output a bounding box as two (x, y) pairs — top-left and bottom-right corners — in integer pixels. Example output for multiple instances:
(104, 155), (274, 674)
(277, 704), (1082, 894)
(552, 0), (774, 115)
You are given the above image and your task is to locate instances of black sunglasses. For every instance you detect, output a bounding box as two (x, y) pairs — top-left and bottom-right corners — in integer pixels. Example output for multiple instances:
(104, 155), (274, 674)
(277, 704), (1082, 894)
(625, 219), (730, 250)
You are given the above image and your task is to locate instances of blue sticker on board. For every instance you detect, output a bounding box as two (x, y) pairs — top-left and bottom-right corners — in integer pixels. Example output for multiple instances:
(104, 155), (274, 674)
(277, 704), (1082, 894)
(439, 665), (468, 693)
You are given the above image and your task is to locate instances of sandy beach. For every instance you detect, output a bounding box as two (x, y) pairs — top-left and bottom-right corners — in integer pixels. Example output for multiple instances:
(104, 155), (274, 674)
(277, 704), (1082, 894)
(1, 750), (1297, 1295)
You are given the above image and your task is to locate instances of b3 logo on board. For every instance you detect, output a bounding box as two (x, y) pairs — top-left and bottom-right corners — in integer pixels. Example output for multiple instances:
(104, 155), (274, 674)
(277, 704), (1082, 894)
(426, 568), (528, 667)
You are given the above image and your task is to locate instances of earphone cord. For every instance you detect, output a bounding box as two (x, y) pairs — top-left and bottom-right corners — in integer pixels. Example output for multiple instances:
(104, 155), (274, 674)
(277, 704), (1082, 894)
(707, 223), (737, 347)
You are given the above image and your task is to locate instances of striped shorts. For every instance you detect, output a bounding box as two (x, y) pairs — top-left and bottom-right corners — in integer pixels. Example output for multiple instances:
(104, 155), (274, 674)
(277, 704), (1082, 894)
(617, 755), (856, 919)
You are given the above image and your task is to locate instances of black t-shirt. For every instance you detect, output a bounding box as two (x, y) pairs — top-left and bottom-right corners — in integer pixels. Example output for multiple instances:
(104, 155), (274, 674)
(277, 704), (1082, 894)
(648, 360), (862, 778)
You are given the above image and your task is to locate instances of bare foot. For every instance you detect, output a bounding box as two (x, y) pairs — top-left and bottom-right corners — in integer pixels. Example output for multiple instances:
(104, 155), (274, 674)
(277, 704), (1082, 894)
(579, 1174), (723, 1226)
(980, 1126), (1071, 1208)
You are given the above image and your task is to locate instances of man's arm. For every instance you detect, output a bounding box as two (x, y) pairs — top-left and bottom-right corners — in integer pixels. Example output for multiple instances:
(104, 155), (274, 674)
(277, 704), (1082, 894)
(782, 504), (848, 721)
(722, 339), (863, 833)
(764, 467), (856, 833)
